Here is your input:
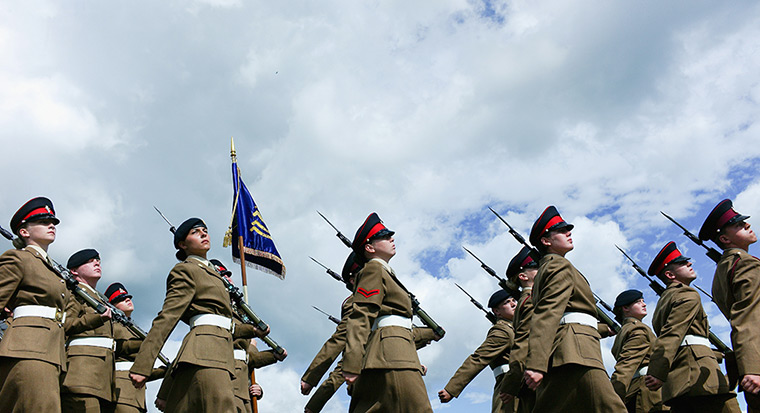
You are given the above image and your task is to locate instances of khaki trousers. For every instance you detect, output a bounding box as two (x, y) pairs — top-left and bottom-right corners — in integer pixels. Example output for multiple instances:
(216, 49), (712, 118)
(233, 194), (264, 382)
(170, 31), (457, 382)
(493, 373), (517, 413)
(534, 364), (627, 413)
(164, 364), (235, 413)
(349, 368), (432, 413)
(61, 393), (114, 413)
(306, 364), (345, 413)
(0, 357), (62, 412)
(667, 394), (740, 413)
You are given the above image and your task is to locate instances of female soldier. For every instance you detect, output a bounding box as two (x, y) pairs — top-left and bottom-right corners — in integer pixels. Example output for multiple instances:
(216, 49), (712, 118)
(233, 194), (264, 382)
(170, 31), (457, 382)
(128, 218), (266, 412)
(0, 197), (69, 411)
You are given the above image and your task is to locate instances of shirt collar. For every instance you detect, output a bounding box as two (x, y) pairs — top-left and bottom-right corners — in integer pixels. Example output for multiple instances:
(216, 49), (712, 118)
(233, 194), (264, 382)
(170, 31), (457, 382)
(26, 244), (48, 261)
(370, 257), (393, 274)
(187, 255), (212, 268)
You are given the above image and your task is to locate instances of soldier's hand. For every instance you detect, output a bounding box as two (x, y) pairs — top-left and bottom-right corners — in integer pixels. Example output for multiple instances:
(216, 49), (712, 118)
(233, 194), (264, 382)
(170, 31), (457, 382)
(742, 374), (760, 394)
(524, 369), (543, 390)
(433, 333), (442, 341)
(644, 374), (663, 391)
(305, 408), (314, 413)
(256, 325), (270, 338)
(155, 398), (166, 412)
(275, 349), (287, 362)
(300, 380), (313, 395)
(130, 372), (147, 389)
(438, 389), (453, 403)
(343, 372), (359, 385)
(250, 384), (263, 399)
(499, 392), (515, 404)
(421, 364), (427, 376)
(100, 307), (112, 320)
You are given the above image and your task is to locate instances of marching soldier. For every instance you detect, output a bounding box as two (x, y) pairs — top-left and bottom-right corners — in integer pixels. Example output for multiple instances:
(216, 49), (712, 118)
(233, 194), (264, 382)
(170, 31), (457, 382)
(610, 289), (666, 412)
(128, 218), (267, 412)
(343, 212), (438, 413)
(0, 197), (70, 411)
(700, 199), (760, 411)
(439, 289), (518, 412)
(211, 259), (287, 413)
(644, 242), (740, 413)
(499, 246), (539, 412)
(301, 252), (361, 413)
(106, 282), (166, 413)
(62, 248), (116, 412)
(522, 206), (626, 412)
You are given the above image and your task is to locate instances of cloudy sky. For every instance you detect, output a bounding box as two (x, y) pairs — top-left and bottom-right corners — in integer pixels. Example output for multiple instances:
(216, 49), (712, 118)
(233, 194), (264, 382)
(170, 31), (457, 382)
(2, 1), (760, 411)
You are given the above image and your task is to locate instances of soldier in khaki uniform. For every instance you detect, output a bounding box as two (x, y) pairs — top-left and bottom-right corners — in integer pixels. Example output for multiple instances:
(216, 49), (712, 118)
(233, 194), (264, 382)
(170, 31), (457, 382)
(523, 206), (626, 413)
(61, 248), (116, 412)
(0, 197), (70, 412)
(610, 289), (666, 413)
(700, 199), (760, 411)
(301, 252), (360, 413)
(499, 246), (539, 413)
(439, 289), (517, 412)
(211, 259), (287, 413)
(105, 282), (166, 413)
(343, 213), (439, 413)
(128, 218), (267, 412)
(644, 241), (740, 413)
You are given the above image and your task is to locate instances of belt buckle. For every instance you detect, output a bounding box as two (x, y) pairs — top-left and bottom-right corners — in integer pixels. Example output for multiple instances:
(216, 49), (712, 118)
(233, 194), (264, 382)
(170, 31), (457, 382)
(55, 308), (65, 323)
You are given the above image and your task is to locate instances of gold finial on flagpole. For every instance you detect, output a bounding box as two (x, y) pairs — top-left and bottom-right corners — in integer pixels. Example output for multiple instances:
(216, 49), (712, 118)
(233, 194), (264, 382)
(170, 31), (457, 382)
(230, 137), (237, 162)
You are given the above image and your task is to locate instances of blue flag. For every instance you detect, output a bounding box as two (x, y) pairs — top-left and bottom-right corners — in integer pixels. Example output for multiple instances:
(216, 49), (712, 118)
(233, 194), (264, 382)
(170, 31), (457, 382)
(224, 161), (286, 279)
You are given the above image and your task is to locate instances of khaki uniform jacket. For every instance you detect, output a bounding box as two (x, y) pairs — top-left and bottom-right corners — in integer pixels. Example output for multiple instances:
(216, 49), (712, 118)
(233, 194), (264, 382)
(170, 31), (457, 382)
(113, 322), (166, 410)
(712, 248), (760, 376)
(525, 254), (605, 374)
(343, 258), (423, 375)
(130, 257), (235, 377)
(0, 246), (70, 368)
(649, 283), (730, 402)
(62, 283), (116, 401)
(444, 319), (514, 397)
(500, 287), (533, 396)
(302, 295), (354, 387)
(610, 318), (655, 400)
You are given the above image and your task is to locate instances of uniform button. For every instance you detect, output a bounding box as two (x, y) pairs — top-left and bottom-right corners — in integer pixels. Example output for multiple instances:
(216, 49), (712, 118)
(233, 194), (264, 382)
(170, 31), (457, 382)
(61, 293), (65, 298)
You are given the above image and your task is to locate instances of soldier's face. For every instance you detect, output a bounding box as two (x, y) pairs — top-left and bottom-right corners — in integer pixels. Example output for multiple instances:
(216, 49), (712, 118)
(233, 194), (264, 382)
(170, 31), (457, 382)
(366, 235), (396, 261)
(115, 297), (134, 314)
(623, 298), (647, 320)
(493, 297), (517, 321)
(19, 219), (57, 246)
(720, 220), (757, 248)
(666, 261), (696, 285)
(180, 226), (211, 256)
(541, 228), (574, 255)
(72, 258), (102, 284)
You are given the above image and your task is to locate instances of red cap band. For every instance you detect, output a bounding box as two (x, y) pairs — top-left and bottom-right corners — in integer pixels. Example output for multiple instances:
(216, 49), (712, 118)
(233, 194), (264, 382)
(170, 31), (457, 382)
(108, 290), (125, 302)
(717, 208), (739, 229)
(365, 223), (386, 243)
(541, 215), (564, 237)
(22, 207), (52, 223)
(520, 255), (534, 267)
(654, 249), (682, 275)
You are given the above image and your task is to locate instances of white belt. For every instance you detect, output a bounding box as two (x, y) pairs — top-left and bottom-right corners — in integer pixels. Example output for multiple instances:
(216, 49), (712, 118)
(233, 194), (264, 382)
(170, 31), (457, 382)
(372, 315), (413, 331)
(632, 365), (648, 379)
(559, 312), (598, 328)
(233, 349), (248, 362)
(68, 337), (115, 350)
(681, 335), (711, 347)
(115, 361), (134, 371)
(492, 364), (510, 378)
(189, 314), (233, 331)
(13, 305), (66, 323)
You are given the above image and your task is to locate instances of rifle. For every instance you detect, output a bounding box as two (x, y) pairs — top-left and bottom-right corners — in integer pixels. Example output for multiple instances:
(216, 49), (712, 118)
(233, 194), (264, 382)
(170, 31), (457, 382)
(615, 245), (731, 354)
(309, 256), (342, 283)
(316, 211), (352, 249)
(660, 211), (722, 263)
(489, 207), (621, 334)
(317, 213), (445, 338)
(0, 225), (170, 365)
(454, 283), (497, 324)
(153, 208), (285, 355)
(462, 246), (519, 295)
(312, 306), (340, 325)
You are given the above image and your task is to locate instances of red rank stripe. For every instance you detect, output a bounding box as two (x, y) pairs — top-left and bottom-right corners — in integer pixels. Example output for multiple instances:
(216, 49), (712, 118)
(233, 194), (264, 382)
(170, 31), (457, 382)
(357, 288), (379, 298)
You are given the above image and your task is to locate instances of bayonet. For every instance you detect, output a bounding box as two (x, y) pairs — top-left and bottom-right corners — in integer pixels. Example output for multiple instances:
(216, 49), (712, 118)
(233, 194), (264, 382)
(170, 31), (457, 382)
(309, 256), (342, 283)
(316, 210), (352, 248)
(660, 211), (722, 263)
(462, 246), (519, 295)
(455, 283), (497, 324)
(154, 206), (176, 234)
(312, 306), (340, 325)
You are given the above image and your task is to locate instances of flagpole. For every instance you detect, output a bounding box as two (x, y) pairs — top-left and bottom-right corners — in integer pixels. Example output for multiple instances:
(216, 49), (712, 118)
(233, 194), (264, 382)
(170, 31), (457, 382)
(232, 137), (259, 413)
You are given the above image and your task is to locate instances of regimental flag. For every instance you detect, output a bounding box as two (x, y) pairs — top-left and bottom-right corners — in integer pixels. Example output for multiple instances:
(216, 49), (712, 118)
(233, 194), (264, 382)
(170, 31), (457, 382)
(224, 157), (286, 279)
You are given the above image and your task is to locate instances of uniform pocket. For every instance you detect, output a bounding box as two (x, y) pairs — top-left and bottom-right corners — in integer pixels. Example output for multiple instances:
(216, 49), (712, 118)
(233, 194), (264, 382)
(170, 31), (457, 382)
(193, 329), (232, 362)
(571, 324), (604, 363)
(6, 323), (51, 353)
(380, 328), (416, 363)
